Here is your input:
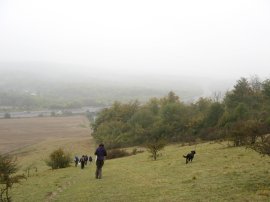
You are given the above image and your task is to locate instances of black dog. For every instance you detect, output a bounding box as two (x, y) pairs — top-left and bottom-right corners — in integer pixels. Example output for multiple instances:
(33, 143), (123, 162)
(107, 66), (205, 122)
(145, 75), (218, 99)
(183, 150), (196, 164)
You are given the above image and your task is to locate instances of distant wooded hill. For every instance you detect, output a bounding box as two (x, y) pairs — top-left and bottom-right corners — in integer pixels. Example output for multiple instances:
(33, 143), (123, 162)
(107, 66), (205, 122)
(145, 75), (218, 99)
(0, 69), (205, 111)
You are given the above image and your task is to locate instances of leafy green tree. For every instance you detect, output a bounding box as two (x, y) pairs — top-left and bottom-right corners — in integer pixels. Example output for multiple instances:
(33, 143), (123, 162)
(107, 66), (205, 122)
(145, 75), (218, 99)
(128, 108), (159, 144)
(144, 120), (168, 160)
(92, 101), (139, 132)
(262, 79), (270, 98)
(233, 103), (249, 121)
(261, 79), (270, 112)
(204, 102), (224, 127)
(160, 91), (180, 105)
(160, 102), (187, 140)
(195, 97), (212, 114)
(0, 154), (26, 202)
(185, 98), (212, 138)
(94, 121), (127, 149)
(224, 77), (252, 109)
(145, 98), (160, 115)
(223, 77), (265, 145)
(228, 120), (249, 146)
(91, 101), (140, 148)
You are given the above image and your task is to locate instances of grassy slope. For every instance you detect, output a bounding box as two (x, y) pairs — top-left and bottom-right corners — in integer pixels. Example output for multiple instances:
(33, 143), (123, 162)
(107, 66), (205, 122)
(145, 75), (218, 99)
(11, 142), (270, 202)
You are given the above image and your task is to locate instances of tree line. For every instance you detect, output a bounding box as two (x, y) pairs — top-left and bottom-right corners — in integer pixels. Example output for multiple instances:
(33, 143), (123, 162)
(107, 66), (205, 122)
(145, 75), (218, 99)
(91, 76), (270, 156)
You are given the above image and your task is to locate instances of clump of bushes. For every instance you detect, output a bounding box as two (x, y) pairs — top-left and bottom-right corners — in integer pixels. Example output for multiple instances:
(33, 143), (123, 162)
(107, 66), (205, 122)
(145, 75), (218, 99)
(131, 148), (144, 155)
(106, 148), (144, 159)
(106, 149), (131, 159)
(46, 148), (71, 169)
(249, 135), (270, 156)
(132, 148), (137, 155)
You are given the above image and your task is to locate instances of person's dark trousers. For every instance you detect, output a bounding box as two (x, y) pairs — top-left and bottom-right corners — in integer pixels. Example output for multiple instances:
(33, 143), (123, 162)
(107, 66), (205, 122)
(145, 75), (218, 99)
(81, 161), (85, 169)
(95, 159), (104, 179)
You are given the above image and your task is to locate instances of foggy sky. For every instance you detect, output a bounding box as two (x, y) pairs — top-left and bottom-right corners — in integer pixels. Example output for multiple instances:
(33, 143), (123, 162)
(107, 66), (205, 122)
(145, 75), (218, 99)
(0, 0), (270, 80)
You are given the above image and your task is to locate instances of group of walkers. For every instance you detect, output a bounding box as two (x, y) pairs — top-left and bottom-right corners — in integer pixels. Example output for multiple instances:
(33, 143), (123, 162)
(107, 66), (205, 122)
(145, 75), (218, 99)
(74, 155), (93, 169)
(74, 144), (107, 179)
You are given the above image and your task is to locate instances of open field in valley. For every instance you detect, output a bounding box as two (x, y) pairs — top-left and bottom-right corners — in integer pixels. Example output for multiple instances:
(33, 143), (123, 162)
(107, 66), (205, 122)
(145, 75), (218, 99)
(0, 116), (93, 154)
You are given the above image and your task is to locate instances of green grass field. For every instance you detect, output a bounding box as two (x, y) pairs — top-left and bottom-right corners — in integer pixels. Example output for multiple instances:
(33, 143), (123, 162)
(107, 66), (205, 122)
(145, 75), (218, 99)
(10, 141), (270, 202)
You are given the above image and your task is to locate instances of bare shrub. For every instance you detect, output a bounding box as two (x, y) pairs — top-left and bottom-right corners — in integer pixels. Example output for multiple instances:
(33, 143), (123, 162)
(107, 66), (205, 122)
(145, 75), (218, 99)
(145, 140), (166, 160)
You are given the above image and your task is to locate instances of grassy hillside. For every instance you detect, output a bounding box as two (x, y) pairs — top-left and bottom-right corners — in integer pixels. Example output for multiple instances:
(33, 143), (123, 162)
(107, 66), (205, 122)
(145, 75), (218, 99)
(11, 142), (270, 202)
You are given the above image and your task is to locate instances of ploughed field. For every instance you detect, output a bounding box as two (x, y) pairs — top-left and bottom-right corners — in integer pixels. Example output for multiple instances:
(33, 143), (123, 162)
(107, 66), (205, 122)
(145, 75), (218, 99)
(0, 116), (92, 154)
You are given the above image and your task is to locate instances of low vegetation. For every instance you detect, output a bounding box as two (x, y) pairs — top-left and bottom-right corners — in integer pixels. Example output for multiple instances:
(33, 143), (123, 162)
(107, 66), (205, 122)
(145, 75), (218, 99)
(249, 135), (270, 156)
(106, 149), (131, 160)
(46, 148), (72, 169)
(92, 76), (270, 156)
(0, 154), (26, 202)
(145, 140), (166, 160)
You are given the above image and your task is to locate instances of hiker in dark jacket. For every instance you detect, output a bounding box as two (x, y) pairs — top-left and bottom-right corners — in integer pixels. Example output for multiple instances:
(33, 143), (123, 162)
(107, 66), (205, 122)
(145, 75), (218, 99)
(89, 156), (93, 164)
(84, 155), (88, 165)
(80, 155), (85, 169)
(94, 144), (107, 179)
(74, 156), (79, 167)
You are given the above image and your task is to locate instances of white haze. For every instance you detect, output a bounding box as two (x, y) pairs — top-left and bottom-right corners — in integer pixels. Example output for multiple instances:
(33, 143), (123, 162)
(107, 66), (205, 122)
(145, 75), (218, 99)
(0, 0), (270, 92)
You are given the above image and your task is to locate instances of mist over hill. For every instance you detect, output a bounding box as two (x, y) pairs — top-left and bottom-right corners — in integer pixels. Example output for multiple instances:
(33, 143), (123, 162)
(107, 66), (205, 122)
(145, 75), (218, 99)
(0, 63), (235, 110)
(1, 0), (269, 111)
